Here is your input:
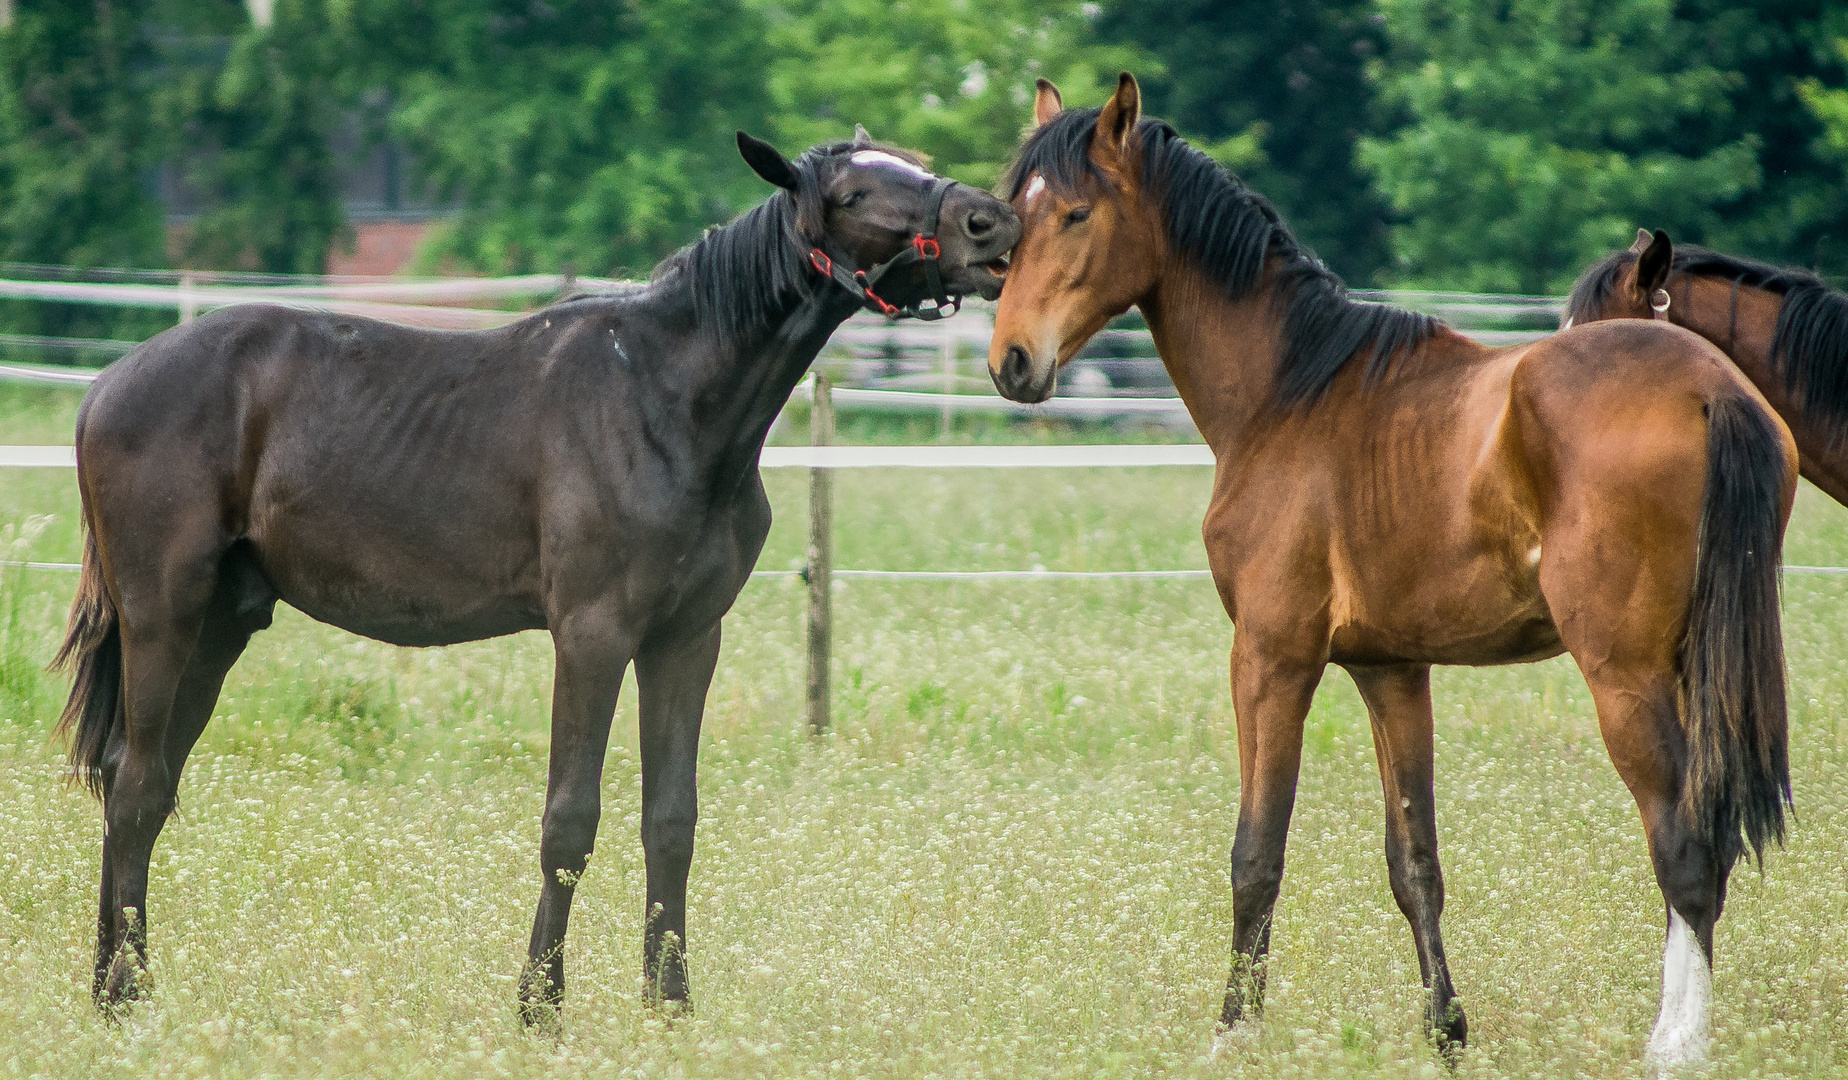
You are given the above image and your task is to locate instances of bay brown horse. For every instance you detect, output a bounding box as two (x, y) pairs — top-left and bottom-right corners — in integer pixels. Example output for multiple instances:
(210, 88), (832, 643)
(989, 74), (1794, 1072)
(1569, 229), (1848, 505)
(51, 129), (1017, 1021)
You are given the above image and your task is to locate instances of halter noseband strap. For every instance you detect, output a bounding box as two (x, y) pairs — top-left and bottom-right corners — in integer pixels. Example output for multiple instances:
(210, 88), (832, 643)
(807, 176), (964, 322)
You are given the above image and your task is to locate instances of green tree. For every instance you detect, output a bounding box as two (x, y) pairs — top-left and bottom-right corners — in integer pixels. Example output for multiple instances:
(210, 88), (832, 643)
(757, 0), (1143, 192)
(1361, 0), (1761, 294)
(1093, 0), (1391, 284)
(333, 0), (780, 277)
(0, 0), (170, 337)
(155, 0), (347, 274)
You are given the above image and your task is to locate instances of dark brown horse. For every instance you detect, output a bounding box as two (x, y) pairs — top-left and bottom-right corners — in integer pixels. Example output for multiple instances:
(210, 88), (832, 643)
(51, 129), (1017, 1021)
(1569, 229), (1848, 504)
(989, 75), (1793, 1072)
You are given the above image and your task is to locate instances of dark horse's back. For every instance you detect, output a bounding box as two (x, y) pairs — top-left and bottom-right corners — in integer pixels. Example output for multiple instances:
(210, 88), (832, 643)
(75, 300), (679, 647)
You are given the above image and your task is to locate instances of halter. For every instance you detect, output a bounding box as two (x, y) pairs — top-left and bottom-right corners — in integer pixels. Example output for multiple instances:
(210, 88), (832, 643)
(807, 176), (963, 322)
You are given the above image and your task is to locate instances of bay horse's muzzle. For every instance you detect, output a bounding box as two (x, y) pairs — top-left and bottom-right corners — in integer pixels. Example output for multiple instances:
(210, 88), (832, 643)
(991, 343), (1055, 403)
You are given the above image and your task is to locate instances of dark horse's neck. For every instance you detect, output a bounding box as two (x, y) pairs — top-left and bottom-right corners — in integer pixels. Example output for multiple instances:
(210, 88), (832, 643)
(623, 194), (862, 491)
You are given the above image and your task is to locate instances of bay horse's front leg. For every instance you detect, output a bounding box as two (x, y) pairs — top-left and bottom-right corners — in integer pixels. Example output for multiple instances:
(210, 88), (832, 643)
(1348, 663), (1466, 1058)
(633, 623), (722, 1012)
(519, 612), (634, 1027)
(1219, 638), (1323, 1035)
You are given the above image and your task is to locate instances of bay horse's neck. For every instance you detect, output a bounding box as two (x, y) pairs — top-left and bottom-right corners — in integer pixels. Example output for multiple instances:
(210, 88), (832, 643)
(1139, 258), (1285, 454)
(1670, 274), (1781, 374)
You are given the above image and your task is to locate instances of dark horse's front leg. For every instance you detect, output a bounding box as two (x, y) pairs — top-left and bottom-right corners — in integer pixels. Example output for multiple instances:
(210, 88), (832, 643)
(519, 612), (634, 1026)
(633, 623), (722, 1011)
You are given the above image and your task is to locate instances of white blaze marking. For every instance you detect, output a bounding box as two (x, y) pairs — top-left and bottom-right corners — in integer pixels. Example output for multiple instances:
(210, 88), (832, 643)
(849, 150), (938, 181)
(1025, 175), (1046, 202)
(1645, 909), (1712, 1076)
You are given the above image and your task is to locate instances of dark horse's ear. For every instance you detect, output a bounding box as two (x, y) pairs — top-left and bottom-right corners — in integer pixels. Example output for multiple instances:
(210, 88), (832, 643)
(738, 131), (800, 191)
(1092, 72), (1140, 163)
(852, 124), (873, 148)
(1033, 77), (1063, 128)
(1634, 228), (1674, 300)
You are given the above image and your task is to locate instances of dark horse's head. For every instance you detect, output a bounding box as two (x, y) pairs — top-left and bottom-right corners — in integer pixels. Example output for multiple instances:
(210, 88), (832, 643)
(731, 128), (1018, 318)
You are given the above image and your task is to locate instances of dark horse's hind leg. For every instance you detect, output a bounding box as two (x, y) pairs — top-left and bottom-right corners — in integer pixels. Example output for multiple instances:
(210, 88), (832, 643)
(634, 623), (721, 1011)
(1348, 663), (1466, 1058)
(96, 543), (266, 1008)
(1218, 637), (1322, 1036)
(519, 611), (636, 1026)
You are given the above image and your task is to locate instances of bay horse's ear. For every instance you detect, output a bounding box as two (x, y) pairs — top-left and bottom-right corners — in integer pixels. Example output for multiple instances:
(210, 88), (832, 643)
(852, 124), (873, 148)
(738, 131), (800, 191)
(1033, 78), (1063, 128)
(1629, 227), (1654, 255)
(1635, 228), (1674, 299)
(1093, 72), (1140, 163)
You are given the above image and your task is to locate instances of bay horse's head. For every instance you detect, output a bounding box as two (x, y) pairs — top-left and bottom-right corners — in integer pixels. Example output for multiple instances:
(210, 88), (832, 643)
(736, 127), (1018, 315)
(1563, 228), (1676, 328)
(988, 73), (1162, 402)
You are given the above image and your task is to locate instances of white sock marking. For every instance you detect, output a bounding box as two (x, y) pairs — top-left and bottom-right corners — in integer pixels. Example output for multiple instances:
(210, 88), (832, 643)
(1645, 909), (1711, 1076)
(849, 150), (938, 181)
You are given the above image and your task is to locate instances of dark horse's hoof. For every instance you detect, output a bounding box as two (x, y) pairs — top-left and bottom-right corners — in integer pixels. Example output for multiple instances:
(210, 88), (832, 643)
(94, 957), (147, 1019)
(1430, 1000), (1467, 1067)
(646, 995), (694, 1021)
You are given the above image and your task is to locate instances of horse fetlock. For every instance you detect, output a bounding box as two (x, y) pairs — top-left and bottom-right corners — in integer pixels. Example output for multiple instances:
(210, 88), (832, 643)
(1219, 952), (1268, 1028)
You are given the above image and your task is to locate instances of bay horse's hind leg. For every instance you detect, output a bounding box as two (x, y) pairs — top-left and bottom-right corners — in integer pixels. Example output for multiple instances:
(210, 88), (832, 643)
(1347, 663), (1466, 1057)
(91, 550), (272, 1002)
(633, 623), (722, 1012)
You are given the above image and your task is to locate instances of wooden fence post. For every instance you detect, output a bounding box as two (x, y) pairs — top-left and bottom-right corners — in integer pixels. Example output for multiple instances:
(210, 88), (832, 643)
(805, 372), (834, 734)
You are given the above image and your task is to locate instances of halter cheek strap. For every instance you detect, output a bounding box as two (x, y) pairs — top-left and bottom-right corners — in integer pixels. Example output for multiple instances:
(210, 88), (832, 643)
(806, 176), (964, 322)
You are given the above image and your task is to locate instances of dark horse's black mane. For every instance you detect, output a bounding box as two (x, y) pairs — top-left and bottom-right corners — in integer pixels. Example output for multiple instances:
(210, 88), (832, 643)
(1007, 109), (1439, 407)
(1568, 245), (1848, 440)
(559, 139), (876, 341)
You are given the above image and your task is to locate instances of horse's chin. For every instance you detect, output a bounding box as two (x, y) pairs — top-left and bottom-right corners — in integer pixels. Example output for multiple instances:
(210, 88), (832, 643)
(949, 267), (1007, 302)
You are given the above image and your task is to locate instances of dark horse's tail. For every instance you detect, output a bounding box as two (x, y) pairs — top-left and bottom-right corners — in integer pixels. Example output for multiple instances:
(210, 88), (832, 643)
(1678, 394), (1792, 865)
(50, 527), (119, 799)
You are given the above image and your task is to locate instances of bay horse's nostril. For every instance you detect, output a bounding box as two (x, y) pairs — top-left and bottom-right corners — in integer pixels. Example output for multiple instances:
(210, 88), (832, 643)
(1001, 345), (1030, 388)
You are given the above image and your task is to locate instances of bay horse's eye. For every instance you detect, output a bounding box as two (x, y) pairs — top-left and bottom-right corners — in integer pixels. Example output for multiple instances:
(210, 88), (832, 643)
(1066, 206), (1092, 226)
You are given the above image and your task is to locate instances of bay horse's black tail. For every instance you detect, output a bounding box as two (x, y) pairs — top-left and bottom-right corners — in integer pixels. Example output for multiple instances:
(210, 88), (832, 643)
(1678, 394), (1791, 865)
(50, 527), (119, 799)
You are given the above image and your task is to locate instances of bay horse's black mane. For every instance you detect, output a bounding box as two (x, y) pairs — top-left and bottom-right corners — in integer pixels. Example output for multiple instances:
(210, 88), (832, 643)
(560, 139), (886, 341)
(1568, 245), (1848, 439)
(1007, 109), (1439, 407)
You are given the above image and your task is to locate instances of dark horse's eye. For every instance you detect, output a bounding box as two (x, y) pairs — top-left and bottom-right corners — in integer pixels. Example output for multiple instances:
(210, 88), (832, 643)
(841, 191), (865, 209)
(1066, 206), (1092, 226)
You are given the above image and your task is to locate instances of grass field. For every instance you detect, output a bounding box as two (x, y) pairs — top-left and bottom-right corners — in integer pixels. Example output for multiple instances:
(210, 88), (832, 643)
(1, 380), (1844, 1078)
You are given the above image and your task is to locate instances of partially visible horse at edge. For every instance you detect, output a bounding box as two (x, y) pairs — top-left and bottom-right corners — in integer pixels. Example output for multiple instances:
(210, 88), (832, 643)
(987, 74), (1793, 1074)
(1569, 228), (1848, 505)
(52, 128), (1018, 1021)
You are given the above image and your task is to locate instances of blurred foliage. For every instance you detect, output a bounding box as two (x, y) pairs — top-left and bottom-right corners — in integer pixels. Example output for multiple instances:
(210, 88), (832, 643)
(757, 0), (1140, 194)
(1360, 0), (1761, 293)
(1094, 0), (1391, 284)
(1364, 0), (1848, 293)
(0, 0), (170, 337)
(331, 0), (781, 277)
(154, 0), (347, 275)
(3, 1), (1848, 292)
